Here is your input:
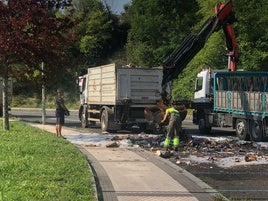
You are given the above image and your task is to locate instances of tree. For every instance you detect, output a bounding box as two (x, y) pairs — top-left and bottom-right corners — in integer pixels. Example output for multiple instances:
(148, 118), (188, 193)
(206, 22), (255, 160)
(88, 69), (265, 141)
(234, 0), (268, 71)
(125, 0), (199, 68)
(72, 0), (113, 66)
(70, 0), (130, 76)
(0, 0), (74, 130)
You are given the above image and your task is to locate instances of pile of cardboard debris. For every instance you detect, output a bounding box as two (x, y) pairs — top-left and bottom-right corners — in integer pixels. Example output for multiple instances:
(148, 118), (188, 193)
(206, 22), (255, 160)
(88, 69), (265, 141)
(109, 133), (268, 168)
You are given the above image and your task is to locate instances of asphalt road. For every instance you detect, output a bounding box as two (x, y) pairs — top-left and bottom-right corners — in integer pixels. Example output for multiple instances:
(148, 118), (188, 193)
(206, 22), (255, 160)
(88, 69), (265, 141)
(10, 108), (78, 125)
(10, 108), (268, 201)
(10, 107), (235, 135)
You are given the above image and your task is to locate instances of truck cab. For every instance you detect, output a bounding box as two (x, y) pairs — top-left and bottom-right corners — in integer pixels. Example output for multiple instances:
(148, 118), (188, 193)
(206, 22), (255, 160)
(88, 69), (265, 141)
(78, 75), (87, 106)
(194, 68), (213, 103)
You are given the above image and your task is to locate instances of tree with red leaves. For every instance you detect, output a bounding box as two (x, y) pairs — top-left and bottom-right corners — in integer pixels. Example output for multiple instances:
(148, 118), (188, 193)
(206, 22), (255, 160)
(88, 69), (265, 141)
(0, 0), (74, 130)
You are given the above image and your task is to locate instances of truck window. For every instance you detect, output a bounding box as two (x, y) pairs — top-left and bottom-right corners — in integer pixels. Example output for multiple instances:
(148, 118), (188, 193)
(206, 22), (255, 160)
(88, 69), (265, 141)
(78, 77), (86, 93)
(195, 77), (203, 91)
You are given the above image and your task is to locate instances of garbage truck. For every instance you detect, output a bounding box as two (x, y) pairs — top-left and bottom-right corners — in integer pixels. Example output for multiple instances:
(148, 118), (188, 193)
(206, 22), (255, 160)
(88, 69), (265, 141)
(78, 63), (164, 132)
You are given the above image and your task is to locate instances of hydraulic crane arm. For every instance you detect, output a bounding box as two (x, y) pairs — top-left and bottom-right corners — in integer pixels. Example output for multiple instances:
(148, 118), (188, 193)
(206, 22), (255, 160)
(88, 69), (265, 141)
(162, 0), (238, 87)
(222, 19), (238, 72)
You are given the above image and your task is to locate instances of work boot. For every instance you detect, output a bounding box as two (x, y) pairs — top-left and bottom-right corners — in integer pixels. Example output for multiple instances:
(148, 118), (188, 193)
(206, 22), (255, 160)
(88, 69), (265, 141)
(173, 137), (179, 147)
(163, 138), (171, 148)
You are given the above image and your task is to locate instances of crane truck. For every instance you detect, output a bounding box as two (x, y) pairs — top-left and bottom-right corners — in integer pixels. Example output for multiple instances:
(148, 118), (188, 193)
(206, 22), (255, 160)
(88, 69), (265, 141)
(161, 0), (268, 142)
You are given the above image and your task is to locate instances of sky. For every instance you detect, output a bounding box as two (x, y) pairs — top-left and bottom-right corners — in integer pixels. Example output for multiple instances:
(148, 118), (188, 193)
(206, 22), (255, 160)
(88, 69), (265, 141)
(104, 0), (131, 14)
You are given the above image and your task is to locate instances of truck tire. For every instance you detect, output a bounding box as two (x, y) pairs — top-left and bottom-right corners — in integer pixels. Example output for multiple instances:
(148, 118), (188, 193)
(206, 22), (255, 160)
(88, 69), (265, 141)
(81, 105), (88, 128)
(101, 109), (109, 132)
(101, 107), (120, 132)
(250, 120), (263, 142)
(198, 119), (211, 134)
(235, 119), (250, 141)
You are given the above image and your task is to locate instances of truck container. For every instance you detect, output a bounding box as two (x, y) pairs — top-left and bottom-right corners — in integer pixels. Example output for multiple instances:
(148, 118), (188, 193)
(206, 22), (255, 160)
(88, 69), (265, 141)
(78, 63), (163, 132)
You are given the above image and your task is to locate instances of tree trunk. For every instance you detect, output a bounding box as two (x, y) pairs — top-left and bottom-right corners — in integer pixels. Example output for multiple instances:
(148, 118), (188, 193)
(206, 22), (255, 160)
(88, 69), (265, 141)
(2, 60), (9, 130)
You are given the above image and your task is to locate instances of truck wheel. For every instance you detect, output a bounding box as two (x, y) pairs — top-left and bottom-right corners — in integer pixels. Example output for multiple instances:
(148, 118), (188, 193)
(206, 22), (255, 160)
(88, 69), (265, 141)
(250, 120), (263, 142)
(198, 119), (211, 134)
(81, 105), (88, 128)
(101, 107), (120, 132)
(101, 109), (109, 132)
(235, 119), (249, 141)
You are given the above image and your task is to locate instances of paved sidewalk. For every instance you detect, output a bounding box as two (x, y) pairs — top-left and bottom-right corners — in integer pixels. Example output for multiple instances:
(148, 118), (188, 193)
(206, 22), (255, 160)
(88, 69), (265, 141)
(29, 123), (228, 201)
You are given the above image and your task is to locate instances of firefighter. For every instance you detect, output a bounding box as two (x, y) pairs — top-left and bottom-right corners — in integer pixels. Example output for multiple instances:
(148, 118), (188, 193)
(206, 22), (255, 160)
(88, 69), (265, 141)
(160, 103), (182, 151)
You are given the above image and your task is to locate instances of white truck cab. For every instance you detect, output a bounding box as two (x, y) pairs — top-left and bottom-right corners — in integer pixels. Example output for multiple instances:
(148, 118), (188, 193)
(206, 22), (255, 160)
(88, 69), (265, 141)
(194, 68), (213, 103)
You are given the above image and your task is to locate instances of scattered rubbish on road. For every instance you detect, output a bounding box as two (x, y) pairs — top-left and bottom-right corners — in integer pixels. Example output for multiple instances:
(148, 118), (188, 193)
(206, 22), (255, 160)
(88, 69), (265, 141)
(65, 130), (268, 168)
(110, 133), (268, 168)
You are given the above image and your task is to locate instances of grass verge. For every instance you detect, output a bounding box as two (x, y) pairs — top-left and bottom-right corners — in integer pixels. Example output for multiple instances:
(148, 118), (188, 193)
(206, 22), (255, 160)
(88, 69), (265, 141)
(11, 94), (80, 110)
(0, 120), (96, 201)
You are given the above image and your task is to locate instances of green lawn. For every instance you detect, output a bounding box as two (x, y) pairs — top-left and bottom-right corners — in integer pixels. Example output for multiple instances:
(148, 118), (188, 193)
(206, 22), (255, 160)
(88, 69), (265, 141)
(0, 120), (96, 201)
